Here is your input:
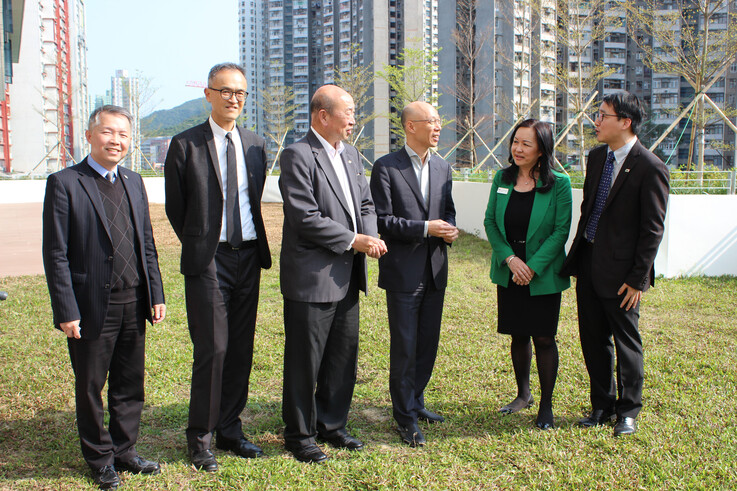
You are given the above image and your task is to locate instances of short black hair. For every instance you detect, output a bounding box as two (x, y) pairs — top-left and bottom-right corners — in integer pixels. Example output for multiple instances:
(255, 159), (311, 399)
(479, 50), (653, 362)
(88, 105), (132, 130)
(602, 91), (647, 135)
(501, 119), (557, 193)
(207, 63), (247, 85)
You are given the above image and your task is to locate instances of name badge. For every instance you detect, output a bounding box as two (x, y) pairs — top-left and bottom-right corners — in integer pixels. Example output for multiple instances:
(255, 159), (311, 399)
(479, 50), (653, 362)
(497, 187), (509, 195)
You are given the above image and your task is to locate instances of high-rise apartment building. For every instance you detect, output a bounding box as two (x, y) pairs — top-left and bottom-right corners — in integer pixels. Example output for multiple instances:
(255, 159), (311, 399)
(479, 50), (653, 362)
(239, 0), (440, 160)
(8, 0), (88, 174)
(0, 0), (25, 173)
(241, 0), (735, 170)
(554, 0), (737, 170)
(239, 0), (265, 131)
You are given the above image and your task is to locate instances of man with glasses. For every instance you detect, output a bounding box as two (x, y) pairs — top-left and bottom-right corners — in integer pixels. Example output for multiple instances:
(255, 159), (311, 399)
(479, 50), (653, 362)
(370, 101), (458, 447)
(562, 91), (669, 437)
(165, 62), (271, 470)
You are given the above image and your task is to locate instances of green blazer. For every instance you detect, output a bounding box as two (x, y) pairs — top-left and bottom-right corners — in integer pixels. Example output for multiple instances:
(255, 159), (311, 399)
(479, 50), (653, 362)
(484, 170), (572, 296)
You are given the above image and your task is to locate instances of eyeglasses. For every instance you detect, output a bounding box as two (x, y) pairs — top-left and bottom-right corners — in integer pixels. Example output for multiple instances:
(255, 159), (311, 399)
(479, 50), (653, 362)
(410, 118), (442, 126)
(209, 87), (249, 101)
(593, 111), (619, 121)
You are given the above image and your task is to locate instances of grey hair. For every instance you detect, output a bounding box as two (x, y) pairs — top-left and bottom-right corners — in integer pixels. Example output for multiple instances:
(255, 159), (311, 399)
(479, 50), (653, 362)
(207, 63), (247, 85)
(88, 105), (133, 130)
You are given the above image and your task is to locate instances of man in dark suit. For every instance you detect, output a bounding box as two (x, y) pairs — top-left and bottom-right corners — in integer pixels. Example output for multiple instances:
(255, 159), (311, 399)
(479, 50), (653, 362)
(561, 92), (669, 436)
(369, 101), (458, 447)
(164, 63), (271, 471)
(279, 84), (387, 463)
(43, 105), (166, 489)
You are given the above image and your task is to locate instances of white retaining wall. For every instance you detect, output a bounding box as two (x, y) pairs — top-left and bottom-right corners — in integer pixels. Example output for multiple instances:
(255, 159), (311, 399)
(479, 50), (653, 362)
(2, 177), (735, 278)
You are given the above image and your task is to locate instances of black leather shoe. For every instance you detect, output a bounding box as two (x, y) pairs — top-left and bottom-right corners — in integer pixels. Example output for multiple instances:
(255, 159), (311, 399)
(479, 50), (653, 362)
(397, 423), (426, 447)
(91, 465), (120, 489)
(318, 432), (364, 451)
(578, 409), (615, 427)
(115, 455), (161, 475)
(190, 449), (218, 472)
(286, 443), (330, 464)
(613, 416), (637, 436)
(216, 436), (265, 458)
(499, 396), (534, 415)
(535, 421), (555, 430)
(417, 408), (445, 424)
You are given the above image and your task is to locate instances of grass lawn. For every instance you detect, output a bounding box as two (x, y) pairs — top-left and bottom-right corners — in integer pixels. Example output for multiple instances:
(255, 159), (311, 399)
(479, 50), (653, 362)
(0, 203), (735, 490)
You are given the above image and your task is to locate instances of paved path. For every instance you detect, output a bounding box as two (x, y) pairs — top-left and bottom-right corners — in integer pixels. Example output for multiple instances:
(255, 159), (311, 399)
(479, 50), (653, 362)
(0, 203), (44, 277)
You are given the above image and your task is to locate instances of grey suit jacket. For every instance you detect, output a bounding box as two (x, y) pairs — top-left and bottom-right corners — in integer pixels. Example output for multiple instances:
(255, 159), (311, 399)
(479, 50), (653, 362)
(279, 129), (378, 302)
(164, 120), (271, 275)
(370, 148), (456, 292)
(42, 159), (165, 339)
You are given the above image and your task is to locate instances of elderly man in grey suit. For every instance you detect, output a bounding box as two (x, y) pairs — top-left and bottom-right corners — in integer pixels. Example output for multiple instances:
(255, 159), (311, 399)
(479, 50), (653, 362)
(370, 101), (458, 447)
(279, 84), (387, 464)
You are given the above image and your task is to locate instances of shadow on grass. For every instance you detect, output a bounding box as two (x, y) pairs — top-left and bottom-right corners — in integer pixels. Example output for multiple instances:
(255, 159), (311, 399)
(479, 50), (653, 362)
(0, 397), (590, 482)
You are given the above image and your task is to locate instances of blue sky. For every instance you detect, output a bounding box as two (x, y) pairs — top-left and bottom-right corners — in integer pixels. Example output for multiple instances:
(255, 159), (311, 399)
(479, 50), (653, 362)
(86, 0), (239, 114)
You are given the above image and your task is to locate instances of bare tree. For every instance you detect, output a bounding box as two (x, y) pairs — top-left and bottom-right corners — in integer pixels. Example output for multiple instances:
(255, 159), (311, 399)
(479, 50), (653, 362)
(378, 42), (442, 147)
(258, 83), (297, 174)
(556, 0), (619, 173)
(333, 43), (377, 154)
(627, 0), (737, 173)
(125, 72), (162, 172)
(449, 0), (494, 168)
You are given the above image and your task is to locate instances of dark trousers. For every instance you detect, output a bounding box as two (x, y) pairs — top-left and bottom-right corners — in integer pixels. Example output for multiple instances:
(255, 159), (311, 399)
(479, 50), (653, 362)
(282, 268), (360, 448)
(386, 269), (445, 426)
(576, 242), (643, 418)
(67, 300), (146, 471)
(184, 242), (261, 451)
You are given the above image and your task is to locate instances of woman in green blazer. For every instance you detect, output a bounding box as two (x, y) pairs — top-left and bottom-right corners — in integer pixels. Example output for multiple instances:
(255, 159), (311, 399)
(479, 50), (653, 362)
(484, 119), (572, 430)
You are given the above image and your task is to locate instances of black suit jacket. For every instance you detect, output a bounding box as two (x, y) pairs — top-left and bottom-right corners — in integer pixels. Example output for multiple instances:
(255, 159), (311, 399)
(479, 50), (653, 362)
(279, 129), (378, 302)
(164, 121), (271, 275)
(370, 148), (456, 292)
(42, 159), (165, 340)
(561, 140), (669, 297)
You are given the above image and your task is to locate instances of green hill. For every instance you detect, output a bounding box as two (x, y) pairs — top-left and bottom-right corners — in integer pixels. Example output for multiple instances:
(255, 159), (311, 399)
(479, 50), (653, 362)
(142, 98), (210, 137)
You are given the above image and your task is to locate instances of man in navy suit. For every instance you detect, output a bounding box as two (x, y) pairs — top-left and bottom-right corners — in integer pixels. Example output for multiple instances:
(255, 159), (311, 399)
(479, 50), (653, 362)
(165, 63), (271, 470)
(370, 101), (458, 447)
(43, 105), (166, 489)
(561, 92), (669, 436)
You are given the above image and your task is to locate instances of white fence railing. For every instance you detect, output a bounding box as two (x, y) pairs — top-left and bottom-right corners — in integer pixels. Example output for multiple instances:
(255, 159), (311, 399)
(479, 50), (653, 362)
(2, 177), (736, 278)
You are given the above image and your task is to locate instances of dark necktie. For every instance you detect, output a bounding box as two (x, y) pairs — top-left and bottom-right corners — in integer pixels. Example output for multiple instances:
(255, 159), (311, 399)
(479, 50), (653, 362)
(585, 150), (615, 242)
(226, 132), (242, 247)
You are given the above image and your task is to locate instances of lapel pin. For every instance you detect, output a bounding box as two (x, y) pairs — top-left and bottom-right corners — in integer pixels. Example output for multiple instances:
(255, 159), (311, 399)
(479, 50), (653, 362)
(124, 174), (128, 179)
(624, 169), (630, 173)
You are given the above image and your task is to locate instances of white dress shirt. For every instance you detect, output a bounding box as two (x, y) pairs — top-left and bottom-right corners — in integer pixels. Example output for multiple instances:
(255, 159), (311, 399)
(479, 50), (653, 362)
(404, 144), (430, 237)
(311, 128), (357, 240)
(608, 136), (638, 190)
(209, 117), (257, 242)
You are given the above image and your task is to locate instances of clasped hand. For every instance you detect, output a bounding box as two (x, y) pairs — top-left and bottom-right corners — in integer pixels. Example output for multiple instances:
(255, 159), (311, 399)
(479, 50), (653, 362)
(353, 233), (388, 259)
(428, 220), (459, 244)
(506, 255), (535, 285)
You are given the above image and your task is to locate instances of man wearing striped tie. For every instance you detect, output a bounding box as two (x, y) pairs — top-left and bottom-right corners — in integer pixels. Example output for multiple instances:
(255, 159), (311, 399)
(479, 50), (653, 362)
(561, 92), (669, 437)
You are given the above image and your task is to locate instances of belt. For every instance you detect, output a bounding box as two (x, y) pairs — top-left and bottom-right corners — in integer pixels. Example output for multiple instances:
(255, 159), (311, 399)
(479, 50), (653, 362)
(218, 240), (258, 251)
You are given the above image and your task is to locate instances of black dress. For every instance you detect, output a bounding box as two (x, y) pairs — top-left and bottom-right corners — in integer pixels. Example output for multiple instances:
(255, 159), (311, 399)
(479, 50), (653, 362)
(497, 189), (561, 337)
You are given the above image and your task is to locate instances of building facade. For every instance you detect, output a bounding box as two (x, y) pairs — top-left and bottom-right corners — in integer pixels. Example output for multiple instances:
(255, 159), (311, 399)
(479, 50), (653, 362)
(6, 0), (87, 174)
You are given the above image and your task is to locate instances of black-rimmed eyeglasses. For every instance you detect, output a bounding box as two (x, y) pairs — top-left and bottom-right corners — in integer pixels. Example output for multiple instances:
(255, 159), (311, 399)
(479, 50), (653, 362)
(209, 88), (249, 101)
